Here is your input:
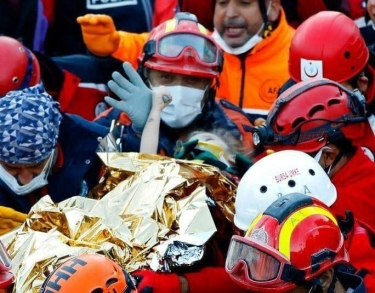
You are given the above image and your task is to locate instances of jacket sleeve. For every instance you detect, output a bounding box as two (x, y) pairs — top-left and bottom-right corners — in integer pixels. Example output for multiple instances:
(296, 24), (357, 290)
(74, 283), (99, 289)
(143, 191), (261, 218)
(184, 266), (248, 293)
(111, 31), (150, 67)
(122, 124), (142, 152)
(347, 221), (375, 293)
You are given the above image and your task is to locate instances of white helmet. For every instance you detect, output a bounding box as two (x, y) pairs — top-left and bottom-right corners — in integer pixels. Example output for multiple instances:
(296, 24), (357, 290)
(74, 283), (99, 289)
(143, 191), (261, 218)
(234, 150), (337, 231)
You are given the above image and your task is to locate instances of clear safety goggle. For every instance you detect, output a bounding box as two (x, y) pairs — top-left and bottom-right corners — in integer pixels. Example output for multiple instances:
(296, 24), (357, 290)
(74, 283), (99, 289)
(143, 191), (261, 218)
(226, 236), (304, 289)
(144, 33), (220, 65)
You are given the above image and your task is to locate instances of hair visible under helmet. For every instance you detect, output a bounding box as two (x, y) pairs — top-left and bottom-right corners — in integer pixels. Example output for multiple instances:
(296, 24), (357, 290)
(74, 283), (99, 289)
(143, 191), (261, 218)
(0, 84), (62, 164)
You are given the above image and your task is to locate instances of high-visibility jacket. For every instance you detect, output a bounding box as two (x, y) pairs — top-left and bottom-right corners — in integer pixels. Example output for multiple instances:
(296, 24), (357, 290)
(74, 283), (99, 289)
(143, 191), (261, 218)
(216, 9), (295, 121)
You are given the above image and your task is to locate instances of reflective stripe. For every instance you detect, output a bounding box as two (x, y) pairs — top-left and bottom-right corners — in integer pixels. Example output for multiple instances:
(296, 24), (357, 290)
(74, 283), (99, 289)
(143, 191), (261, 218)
(165, 19), (177, 32)
(245, 212), (263, 236)
(242, 108), (270, 115)
(198, 23), (207, 35)
(78, 82), (108, 92)
(278, 206), (337, 259)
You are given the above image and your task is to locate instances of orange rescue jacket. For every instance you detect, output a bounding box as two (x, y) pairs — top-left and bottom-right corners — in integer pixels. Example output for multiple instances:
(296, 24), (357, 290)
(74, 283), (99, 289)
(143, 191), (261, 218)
(216, 9), (295, 120)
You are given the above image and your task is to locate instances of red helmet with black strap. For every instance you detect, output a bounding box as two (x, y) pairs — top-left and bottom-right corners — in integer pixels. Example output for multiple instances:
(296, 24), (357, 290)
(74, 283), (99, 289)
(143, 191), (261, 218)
(138, 12), (223, 79)
(289, 11), (369, 83)
(226, 193), (349, 292)
(252, 78), (367, 153)
(0, 36), (40, 96)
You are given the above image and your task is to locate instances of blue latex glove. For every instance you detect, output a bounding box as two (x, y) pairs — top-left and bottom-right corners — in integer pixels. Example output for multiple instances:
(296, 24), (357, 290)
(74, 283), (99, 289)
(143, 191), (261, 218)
(105, 62), (152, 133)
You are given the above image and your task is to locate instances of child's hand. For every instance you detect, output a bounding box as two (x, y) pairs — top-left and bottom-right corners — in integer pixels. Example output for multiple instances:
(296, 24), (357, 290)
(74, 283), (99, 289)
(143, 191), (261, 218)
(151, 86), (172, 111)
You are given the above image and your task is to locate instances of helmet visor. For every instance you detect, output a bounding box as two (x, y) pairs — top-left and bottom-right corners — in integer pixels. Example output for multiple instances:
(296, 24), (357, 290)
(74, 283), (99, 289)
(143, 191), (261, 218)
(158, 33), (218, 64)
(226, 237), (281, 282)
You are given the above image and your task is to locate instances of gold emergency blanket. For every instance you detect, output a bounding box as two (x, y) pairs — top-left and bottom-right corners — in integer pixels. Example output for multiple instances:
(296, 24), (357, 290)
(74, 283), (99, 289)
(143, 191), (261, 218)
(3, 153), (237, 292)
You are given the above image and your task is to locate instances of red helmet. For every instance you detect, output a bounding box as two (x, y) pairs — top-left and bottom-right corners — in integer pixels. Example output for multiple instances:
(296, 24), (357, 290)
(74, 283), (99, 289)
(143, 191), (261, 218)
(138, 12), (223, 79)
(252, 78), (367, 153)
(289, 11), (369, 83)
(226, 193), (349, 292)
(0, 36), (41, 96)
(39, 254), (137, 293)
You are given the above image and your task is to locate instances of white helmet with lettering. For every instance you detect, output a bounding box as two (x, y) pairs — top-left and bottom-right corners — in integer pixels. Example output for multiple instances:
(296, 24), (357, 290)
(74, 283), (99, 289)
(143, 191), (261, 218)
(234, 150), (337, 231)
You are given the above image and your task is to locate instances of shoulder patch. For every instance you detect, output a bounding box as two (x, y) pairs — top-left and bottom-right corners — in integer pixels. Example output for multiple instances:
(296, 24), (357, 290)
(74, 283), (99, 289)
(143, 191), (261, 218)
(260, 79), (281, 104)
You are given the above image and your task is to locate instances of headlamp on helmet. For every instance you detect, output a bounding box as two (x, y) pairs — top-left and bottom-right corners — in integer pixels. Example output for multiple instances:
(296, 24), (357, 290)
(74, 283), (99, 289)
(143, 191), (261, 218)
(253, 78), (367, 153)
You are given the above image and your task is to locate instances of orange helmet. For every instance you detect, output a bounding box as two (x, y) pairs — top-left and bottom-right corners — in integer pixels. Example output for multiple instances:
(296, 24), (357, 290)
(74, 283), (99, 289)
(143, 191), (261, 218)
(39, 254), (137, 293)
(289, 11), (369, 83)
(252, 78), (367, 153)
(138, 12), (223, 79)
(0, 36), (41, 96)
(226, 193), (349, 292)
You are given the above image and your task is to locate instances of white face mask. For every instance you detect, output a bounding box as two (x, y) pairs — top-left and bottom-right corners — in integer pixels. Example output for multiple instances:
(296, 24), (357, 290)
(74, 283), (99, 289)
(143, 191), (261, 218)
(212, 1), (272, 55)
(212, 30), (263, 55)
(152, 85), (205, 129)
(0, 149), (55, 195)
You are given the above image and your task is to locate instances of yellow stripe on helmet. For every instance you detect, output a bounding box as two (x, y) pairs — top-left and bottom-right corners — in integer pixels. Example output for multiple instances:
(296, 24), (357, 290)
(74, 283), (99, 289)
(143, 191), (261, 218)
(245, 212), (264, 236)
(165, 19), (177, 33)
(278, 206), (338, 260)
(197, 23), (208, 35)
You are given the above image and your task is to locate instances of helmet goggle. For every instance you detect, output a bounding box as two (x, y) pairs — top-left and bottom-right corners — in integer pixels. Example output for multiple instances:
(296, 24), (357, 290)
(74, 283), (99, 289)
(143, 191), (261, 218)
(143, 33), (222, 69)
(226, 236), (305, 291)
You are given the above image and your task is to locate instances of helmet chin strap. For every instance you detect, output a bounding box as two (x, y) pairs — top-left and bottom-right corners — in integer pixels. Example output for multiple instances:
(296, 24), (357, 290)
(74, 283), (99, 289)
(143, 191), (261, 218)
(314, 144), (345, 176)
(306, 270), (337, 293)
(325, 148), (345, 175)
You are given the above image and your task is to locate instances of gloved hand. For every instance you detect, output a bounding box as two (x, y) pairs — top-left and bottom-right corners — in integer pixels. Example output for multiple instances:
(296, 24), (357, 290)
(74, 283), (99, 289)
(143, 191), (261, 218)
(131, 269), (181, 293)
(76, 14), (120, 56)
(105, 62), (152, 133)
(0, 206), (27, 235)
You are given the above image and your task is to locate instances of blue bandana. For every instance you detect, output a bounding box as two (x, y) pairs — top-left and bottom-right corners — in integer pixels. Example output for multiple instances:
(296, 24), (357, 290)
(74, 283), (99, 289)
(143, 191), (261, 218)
(0, 84), (62, 164)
